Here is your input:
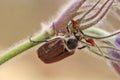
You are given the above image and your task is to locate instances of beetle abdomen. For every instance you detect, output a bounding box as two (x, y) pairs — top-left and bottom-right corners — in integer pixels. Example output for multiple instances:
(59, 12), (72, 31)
(37, 37), (74, 63)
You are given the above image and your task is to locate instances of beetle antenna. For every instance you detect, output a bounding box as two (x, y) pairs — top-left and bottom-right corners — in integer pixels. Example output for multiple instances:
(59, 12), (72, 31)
(66, 23), (71, 33)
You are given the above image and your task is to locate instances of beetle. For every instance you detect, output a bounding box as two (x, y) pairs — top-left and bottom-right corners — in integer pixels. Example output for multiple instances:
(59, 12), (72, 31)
(31, 28), (95, 64)
(29, 28), (89, 64)
(29, 19), (97, 64)
(37, 33), (80, 63)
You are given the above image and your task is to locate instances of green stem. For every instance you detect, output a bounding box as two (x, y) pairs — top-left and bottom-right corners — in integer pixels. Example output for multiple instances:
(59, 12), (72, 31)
(0, 27), (55, 65)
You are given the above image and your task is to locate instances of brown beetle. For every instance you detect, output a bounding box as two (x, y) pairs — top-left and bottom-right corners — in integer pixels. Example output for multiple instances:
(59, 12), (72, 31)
(37, 34), (79, 63)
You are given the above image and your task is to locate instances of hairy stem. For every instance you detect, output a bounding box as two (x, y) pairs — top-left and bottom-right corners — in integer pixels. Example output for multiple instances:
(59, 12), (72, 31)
(0, 28), (55, 65)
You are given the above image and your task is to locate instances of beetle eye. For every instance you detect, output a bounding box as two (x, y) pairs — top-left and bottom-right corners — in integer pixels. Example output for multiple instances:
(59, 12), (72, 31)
(66, 38), (78, 49)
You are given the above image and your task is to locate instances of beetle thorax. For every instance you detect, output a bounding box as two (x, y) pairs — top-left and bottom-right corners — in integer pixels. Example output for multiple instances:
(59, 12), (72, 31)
(64, 34), (78, 51)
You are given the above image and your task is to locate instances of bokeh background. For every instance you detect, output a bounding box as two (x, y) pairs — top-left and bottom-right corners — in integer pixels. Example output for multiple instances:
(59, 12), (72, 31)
(0, 0), (120, 80)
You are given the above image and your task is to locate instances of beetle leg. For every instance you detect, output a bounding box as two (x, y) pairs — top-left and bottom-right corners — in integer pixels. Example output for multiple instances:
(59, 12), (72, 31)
(78, 45), (87, 49)
(66, 23), (71, 33)
(79, 0), (114, 30)
(78, 30), (105, 58)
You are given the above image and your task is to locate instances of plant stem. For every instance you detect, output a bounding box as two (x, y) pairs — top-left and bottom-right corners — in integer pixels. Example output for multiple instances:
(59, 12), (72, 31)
(0, 27), (55, 65)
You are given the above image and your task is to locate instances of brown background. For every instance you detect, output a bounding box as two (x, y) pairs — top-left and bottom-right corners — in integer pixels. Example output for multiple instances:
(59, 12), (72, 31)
(0, 0), (120, 80)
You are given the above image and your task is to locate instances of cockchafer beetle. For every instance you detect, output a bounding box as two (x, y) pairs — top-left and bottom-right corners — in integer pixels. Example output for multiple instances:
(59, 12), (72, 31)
(30, 30), (87, 64)
(37, 33), (83, 63)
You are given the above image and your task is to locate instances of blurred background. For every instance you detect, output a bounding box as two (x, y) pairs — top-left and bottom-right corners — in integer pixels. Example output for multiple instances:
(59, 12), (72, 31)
(0, 0), (120, 80)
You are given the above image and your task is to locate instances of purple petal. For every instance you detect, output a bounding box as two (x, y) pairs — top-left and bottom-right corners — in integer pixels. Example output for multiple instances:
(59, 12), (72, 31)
(115, 35), (120, 47)
(111, 62), (120, 74)
(107, 35), (120, 59)
(113, 35), (120, 59)
(108, 49), (120, 59)
(108, 35), (120, 75)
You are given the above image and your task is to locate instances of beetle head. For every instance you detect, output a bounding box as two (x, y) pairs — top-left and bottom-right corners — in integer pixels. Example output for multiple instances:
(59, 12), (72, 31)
(64, 33), (80, 50)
